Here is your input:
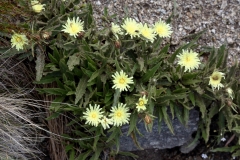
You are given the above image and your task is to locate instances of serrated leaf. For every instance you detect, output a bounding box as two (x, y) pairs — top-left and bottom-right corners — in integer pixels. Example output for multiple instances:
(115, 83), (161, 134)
(162, 106), (174, 134)
(39, 88), (67, 95)
(67, 54), (80, 71)
(75, 77), (88, 104)
(137, 57), (144, 71)
(142, 62), (161, 83)
(195, 94), (206, 119)
(127, 112), (138, 136)
(88, 63), (106, 82)
(35, 49), (45, 81)
(130, 131), (144, 150)
(59, 59), (68, 73)
(189, 92), (195, 106)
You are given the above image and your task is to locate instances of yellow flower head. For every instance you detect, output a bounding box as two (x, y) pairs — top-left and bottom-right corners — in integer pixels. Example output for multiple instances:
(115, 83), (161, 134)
(62, 17), (84, 38)
(209, 71), (225, 90)
(112, 70), (134, 92)
(136, 95), (148, 112)
(154, 20), (172, 38)
(177, 49), (201, 72)
(121, 18), (140, 38)
(31, 0), (45, 13)
(83, 104), (103, 127)
(226, 87), (234, 99)
(111, 22), (123, 39)
(109, 103), (131, 127)
(139, 23), (156, 43)
(11, 33), (29, 51)
(100, 116), (113, 130)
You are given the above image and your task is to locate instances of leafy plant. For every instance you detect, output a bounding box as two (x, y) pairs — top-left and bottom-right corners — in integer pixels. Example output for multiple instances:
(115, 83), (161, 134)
(1, 0), (240, 159)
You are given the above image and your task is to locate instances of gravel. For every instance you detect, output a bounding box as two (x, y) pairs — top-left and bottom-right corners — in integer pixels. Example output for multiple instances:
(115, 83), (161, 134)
(87, 0), (240, 66)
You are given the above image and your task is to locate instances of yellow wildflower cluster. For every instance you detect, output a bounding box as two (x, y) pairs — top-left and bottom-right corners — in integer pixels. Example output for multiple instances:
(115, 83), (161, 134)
(112, 18), (172, 43)
(83, 103), (131, 129)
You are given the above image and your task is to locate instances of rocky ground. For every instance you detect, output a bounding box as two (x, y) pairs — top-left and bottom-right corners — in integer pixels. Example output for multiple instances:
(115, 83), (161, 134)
(87, 0), (240, 66)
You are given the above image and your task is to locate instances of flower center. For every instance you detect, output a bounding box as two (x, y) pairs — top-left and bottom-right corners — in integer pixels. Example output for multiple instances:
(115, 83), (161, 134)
(70, 23), (79, 33)
(139, 100), (144, 106)
(212, 75), (219, 81)
(16, 36), (23, 43)
(157, 27), (164, 34)
(116, 112), (122, 117)
(119, 78), (125, 84)
(127, 25), (137, 34)
(91, 113), (97, 118)
(185, 56), (190, 62)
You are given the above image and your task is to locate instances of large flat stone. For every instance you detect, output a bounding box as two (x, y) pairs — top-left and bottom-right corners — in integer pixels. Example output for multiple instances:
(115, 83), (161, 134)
(119, 109), (199, 151)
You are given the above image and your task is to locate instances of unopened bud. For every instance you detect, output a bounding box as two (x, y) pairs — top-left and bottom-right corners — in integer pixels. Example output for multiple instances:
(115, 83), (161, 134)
(115, 41), (121, 48)
(140, 91), (148, 96)
(144, 114), (152, 124)
(41, 31), (51, 40)
(77, 31), (85, 39)
(227, 100), (232, 107)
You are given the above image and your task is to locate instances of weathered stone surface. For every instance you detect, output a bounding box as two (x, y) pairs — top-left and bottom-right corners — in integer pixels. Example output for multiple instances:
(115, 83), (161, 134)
(119, 109), (199, 151)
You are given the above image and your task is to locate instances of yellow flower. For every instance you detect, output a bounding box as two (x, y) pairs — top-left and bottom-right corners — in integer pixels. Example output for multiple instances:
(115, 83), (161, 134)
(139, 23), (156, 43)
(226, 88), (234, 99)
(177, 49), (201, 72)
(209, 71), (225, 90)
(111, 22), (123, 39)
(83, 104), (103, 127)
(121, 18), (140, 38)
(31, 0), (45, 13)
(11, 33), (29, 51)
(112, 70), (134, 92)
(62, 17), (84, 38)
(136, 95), (148, 112)
(109, 103), (131, 127)
(154, 20), (172, 38)
(100, 116), (113, 130)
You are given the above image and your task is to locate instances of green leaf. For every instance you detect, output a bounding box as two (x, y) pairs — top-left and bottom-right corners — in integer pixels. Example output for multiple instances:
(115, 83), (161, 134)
(211, 146), (240, 153)
(216, 45), (227, 68)
(142, 63), (161, 83)
(46, 112), (61, 120)
(39, 88), (67, 95)
(67, 54), (80, 71)
(182, 79), (202, 85)
(137, 57), (144, 71)
(48, 53), (58, 64)
(35, 49), (45, 81)
(107, 127), (120, 143)
(127, 112), (138, 136)
(189, 92), (195, 106)
(88, 63), (106, 82)
(81, 67), (93, 77)
(59, 59), (68, 73)
(195, 94), (206, 119)
(156, 93), (186, 104)
(76, 150), (92, 160)
(75, 77), (88, 104)
(162, 106), (174, 134)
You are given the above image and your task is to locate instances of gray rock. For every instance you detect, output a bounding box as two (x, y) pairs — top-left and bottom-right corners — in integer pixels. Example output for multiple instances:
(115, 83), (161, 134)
(119, 109), (199, 152)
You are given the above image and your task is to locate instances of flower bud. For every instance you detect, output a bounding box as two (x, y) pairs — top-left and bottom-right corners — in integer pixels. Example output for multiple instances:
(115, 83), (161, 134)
(144, 114), (152, 124)
(115, 41), (121, 48)
(140, 91), (148, 96)
(77, 31), (85, 39)
(41, 31), (51, 40)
